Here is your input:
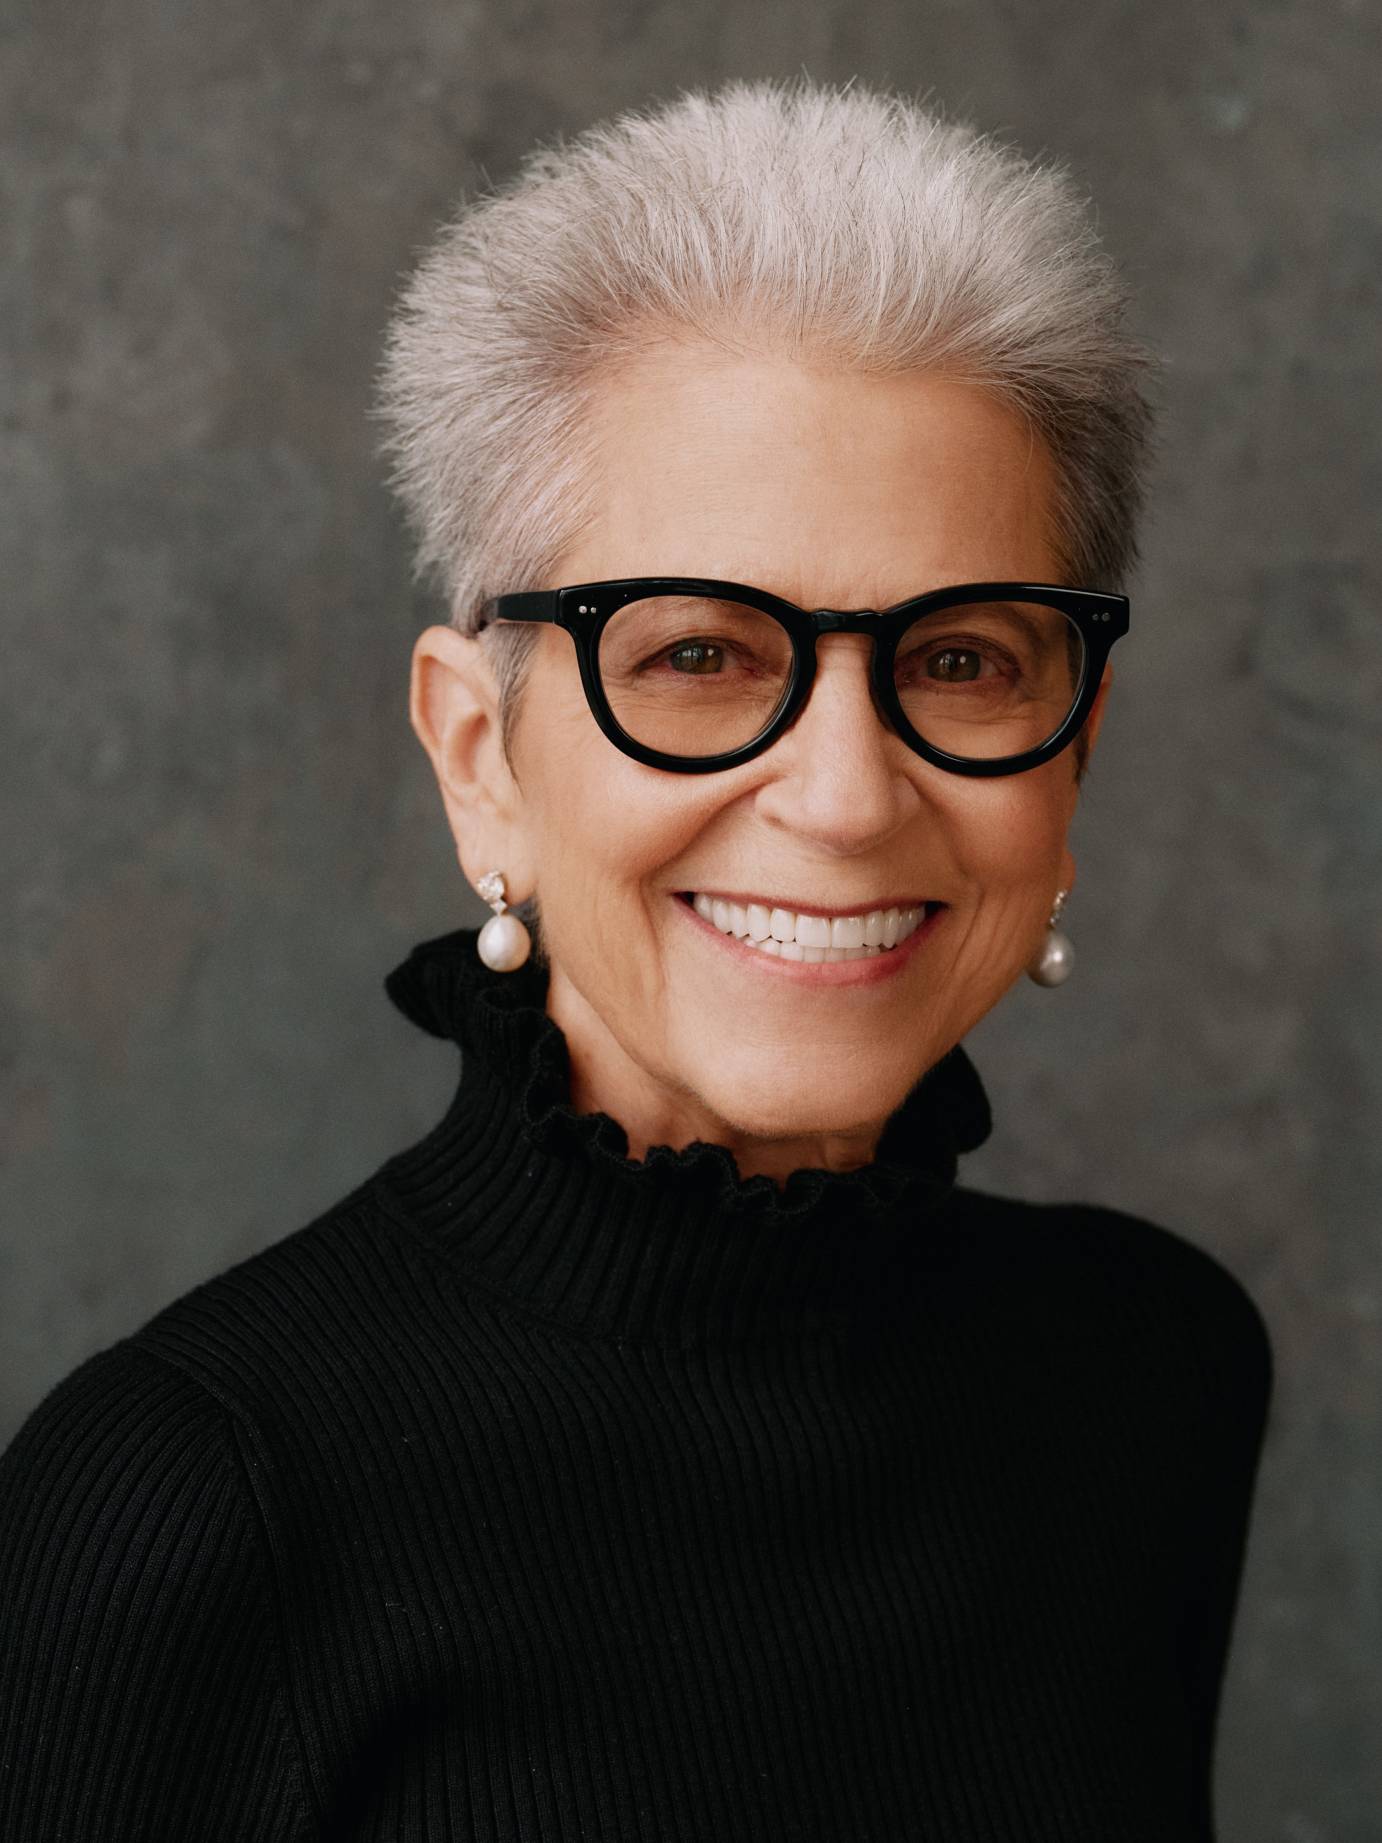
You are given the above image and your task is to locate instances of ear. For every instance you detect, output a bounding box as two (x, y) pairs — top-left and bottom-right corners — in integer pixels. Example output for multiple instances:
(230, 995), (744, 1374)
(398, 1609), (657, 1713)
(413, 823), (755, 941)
(408, 625), (537, 901)
(1080, 662), (1114, 764)
(1057, 661), (1115, 894)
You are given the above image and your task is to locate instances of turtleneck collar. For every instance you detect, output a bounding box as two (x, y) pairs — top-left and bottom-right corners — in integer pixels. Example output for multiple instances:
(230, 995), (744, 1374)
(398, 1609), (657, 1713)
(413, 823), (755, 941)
(373, 925), (993, 1346)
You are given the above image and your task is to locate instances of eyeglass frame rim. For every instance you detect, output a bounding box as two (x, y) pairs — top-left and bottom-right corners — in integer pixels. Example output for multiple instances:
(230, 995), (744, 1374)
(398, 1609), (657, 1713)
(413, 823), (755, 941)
(479, 576), (1130, 778)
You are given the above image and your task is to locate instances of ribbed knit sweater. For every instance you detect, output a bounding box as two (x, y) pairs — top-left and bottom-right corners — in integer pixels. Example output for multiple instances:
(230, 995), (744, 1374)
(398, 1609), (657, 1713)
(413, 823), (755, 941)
(0, 926), (1273, 1842)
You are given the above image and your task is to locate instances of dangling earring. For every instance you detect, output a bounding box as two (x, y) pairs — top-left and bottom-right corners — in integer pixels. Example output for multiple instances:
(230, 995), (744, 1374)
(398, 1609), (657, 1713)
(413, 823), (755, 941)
(1027, 887), (1074, 987)
(475, 870), (532, 972)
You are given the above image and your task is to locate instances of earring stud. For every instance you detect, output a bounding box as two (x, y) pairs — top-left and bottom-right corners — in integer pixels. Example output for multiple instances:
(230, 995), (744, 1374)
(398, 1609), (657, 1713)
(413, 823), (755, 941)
(1027, 887), (1074, 987)
(475, 870), (532, 972)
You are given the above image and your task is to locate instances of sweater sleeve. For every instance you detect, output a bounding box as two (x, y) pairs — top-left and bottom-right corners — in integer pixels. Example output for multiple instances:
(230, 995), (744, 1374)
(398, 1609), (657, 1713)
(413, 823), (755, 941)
(0, 1341), (317, 1842)
(1175, 1256), (1275, 1843)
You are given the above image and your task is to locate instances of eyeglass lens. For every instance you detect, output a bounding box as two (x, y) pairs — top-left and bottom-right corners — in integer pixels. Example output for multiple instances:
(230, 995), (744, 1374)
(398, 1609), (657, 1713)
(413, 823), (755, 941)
(594, 594), (1087, 761)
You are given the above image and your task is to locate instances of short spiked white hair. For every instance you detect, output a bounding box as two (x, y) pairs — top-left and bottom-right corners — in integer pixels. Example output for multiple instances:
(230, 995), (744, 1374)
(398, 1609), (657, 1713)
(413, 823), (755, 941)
(377, 79), (1153, 770)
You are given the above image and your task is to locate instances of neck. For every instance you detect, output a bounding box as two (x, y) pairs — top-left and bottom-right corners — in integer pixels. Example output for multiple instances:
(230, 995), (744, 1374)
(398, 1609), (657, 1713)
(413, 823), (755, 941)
(380, 922), (992, 1342)
(545, 962), (885, 1186)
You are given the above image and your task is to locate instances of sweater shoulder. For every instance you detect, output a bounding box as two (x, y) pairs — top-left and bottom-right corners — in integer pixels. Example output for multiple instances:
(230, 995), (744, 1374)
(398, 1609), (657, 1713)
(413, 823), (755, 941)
(102, 1176), (426, 1418)
(0, 1336), (275, 1637)
(949, 1185), (1274, 1407)
(6, 1177), (429, 1470)
(0, 1342), (316, 1840)
(0, 1340), (256, 1636)
(0, 1335), (245, 1516)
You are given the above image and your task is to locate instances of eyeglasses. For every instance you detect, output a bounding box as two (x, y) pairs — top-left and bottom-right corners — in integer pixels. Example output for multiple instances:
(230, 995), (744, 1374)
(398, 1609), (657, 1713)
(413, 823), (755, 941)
(480, 577), (1130, 777)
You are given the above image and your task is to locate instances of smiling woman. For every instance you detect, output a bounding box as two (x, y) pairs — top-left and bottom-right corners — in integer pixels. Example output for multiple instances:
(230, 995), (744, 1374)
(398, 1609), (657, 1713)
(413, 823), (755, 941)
(0, 78), (1272, 1843)
(407, 352), (1112, 1176)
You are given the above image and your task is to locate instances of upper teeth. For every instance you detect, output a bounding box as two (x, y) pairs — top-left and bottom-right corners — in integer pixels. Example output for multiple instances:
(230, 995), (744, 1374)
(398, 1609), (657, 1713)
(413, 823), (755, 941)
(691, 892), (924, 959)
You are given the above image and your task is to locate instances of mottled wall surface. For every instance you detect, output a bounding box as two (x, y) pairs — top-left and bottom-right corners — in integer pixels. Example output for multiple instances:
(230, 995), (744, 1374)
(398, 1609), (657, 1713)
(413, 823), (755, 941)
(3, 1), (1378, 1835)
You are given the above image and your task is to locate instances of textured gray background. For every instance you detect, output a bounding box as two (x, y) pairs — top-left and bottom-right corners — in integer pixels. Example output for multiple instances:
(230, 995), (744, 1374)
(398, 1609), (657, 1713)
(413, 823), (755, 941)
(3, 1), (1379, 1836)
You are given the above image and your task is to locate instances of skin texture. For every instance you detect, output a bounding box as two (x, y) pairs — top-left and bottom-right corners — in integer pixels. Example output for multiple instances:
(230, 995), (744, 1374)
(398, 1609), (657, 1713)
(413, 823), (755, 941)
(409, 345), (1111, 1183)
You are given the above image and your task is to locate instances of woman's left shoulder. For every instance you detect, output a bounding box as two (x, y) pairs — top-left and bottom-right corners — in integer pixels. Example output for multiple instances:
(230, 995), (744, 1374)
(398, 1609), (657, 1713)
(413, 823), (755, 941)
(953, 1187), (1273, 1395)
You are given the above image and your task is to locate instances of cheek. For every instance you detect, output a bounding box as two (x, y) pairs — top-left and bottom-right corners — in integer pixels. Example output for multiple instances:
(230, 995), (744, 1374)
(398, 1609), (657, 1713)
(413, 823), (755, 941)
(518, 704), (725, 948)
(936, 771), (1075, 947)
(951, 775), (1071, 873)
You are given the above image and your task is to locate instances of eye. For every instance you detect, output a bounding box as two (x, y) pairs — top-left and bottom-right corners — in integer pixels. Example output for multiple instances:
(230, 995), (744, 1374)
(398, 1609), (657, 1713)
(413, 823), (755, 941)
(926, 648), (988, 682)
(894, 632), (1017, 690)
(666, 641), (725, 674)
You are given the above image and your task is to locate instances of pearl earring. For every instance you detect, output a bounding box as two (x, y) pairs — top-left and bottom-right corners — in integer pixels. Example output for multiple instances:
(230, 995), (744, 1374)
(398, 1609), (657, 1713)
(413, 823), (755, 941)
(1027, 887), (1074, 987)
(475, 870), (532, 973)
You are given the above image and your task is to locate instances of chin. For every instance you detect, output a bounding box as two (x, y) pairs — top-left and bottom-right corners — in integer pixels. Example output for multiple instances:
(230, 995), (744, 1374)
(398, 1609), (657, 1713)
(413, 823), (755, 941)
(684, 1056), (921, 1150)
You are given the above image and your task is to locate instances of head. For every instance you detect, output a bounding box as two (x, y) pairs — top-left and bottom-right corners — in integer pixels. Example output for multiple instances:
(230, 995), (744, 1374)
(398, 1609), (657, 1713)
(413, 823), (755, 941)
(380, 80), (1154, 1174)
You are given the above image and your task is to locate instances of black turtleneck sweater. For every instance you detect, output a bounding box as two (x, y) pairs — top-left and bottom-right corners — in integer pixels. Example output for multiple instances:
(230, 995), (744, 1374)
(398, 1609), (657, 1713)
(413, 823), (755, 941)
(0, 927), (1272, 1842)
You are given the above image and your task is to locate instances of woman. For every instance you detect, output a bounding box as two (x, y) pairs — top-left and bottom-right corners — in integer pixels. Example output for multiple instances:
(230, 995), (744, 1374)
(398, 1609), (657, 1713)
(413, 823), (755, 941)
(0, 80), (1271, 1841)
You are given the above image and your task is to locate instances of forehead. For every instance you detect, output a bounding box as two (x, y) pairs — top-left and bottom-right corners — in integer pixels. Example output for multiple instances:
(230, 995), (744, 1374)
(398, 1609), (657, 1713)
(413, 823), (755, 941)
(559, 342), (1062, 602)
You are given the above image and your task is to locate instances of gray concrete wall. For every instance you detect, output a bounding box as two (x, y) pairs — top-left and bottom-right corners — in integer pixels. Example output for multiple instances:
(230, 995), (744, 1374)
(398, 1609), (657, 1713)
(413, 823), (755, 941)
(3, 2), (1378, 1836)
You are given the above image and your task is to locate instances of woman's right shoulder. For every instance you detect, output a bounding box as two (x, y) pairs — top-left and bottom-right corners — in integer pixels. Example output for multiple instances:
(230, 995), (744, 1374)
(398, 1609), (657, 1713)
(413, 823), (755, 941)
(0, 1335), (250, 1601)
(0, 1334), (317, 1836)
(0, 1328), (316, 1837)
(0, 1170), (485, 1519)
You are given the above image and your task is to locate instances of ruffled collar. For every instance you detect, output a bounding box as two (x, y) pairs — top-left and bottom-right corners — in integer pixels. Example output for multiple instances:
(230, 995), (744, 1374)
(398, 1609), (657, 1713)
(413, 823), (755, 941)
(373, 925), (993, 1344)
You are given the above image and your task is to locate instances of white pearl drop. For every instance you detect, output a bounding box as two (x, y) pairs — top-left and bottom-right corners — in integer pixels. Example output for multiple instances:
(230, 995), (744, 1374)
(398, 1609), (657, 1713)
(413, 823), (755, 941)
(477, 911), (531, 973)
(1028, 927), (1074, 987)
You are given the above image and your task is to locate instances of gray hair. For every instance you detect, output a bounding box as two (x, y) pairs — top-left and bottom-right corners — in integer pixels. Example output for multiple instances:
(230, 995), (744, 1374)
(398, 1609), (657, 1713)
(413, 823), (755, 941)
(377, 78), (1155, 782)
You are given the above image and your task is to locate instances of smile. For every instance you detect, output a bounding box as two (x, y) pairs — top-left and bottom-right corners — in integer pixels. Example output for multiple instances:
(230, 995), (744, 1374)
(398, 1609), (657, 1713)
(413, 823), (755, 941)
(681, 892), (939, 964)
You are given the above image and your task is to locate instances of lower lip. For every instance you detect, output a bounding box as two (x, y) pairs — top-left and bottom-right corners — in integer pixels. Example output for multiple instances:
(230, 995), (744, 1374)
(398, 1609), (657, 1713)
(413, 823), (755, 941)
(674, 895), (946, 986)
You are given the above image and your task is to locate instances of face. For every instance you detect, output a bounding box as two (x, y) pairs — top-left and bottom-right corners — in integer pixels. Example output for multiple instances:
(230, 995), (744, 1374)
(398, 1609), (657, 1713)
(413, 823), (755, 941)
(411, 344), (1111, 1175)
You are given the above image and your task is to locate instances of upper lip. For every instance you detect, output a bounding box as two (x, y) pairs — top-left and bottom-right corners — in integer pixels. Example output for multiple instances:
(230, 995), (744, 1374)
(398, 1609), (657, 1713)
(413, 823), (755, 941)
(682, 890), (940, 919)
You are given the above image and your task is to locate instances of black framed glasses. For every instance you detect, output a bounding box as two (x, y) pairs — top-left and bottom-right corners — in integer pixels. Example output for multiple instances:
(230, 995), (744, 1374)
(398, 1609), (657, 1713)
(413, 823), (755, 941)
(481, 577), (1129, 777)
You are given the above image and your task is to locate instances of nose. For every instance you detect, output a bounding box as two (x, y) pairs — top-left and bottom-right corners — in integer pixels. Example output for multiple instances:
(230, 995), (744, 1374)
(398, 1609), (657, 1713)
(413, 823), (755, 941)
(751, 633), (921, 852)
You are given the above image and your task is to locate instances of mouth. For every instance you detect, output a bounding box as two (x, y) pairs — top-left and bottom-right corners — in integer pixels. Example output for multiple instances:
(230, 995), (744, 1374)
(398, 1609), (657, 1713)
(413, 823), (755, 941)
(675, 890), (946, 974)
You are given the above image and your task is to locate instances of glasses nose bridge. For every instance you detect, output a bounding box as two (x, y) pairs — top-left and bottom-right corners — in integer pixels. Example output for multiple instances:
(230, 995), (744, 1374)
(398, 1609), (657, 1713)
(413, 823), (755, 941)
(799, 608), (891, 699)
(785, 608), (897, 748)
(809, 607), (883, 635)
(801, 608), (889, 683)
